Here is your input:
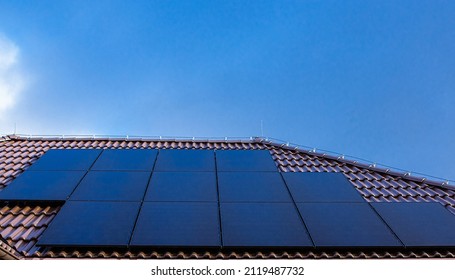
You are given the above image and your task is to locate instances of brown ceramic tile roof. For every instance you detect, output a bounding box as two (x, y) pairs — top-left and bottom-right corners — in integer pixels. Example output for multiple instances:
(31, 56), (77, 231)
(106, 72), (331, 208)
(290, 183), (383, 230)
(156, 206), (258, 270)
(1, 134), (455, 259)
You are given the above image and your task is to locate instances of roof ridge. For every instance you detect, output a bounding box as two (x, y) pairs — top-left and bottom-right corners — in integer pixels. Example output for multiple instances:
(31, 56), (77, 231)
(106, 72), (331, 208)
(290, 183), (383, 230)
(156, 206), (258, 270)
(3, 134), (453, 190)
(258, 138), (455, 191)
(4, 134), (260, 143)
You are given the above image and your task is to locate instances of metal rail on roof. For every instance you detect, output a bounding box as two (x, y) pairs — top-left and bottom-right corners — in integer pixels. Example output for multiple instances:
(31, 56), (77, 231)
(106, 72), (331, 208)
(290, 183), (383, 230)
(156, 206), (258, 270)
(4, 134), (257, 142)
(255, 136), (455, 189)
(3, 133), (454, 189)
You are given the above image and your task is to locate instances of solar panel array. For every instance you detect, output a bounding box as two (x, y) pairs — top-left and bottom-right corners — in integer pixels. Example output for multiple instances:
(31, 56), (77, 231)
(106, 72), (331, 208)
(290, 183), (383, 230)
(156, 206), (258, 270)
(1, 148), (455, 249)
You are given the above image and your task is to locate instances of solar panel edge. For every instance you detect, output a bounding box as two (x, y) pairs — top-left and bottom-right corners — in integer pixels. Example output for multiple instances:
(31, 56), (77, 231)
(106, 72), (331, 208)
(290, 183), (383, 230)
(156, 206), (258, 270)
(217, 172), (292, 203)
(129, 202), (222, 248)
(28, 149), (103, 171)
(37, 201), (141, 247)
(296, 202), (404, 248)
(0, 170), (87, 201)
(154, 149), (216, 172)
(215, 150), (278, 172)
(370, 202), (455, 248)
(91, 149), (159, 171)
(220, 202), (313, 247)
(69, 171), (151, 201)
(144, 172), (218, 202)
(282, 172), (365, 203)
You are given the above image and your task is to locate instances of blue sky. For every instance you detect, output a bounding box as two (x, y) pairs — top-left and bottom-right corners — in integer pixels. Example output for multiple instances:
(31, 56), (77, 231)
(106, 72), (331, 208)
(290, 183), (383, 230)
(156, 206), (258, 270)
(0, 1), (454, 180)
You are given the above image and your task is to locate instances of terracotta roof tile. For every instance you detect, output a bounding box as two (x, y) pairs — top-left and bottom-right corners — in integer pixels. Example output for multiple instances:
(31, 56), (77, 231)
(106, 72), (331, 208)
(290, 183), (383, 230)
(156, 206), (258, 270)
(29, 249), (455, 259)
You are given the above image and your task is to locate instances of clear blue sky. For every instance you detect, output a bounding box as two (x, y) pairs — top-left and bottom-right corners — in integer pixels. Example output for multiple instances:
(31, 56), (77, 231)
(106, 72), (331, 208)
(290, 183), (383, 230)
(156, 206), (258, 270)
(0, 1), (454, 180)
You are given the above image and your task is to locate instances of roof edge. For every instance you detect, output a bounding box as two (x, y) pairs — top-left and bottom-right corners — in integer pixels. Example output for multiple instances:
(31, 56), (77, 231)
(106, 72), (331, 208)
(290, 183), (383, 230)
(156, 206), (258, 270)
(4, 134), (258, 143)
(0, 238), (21, 260)
(255, 137), (455, 191)
(4, 134), (454, 190)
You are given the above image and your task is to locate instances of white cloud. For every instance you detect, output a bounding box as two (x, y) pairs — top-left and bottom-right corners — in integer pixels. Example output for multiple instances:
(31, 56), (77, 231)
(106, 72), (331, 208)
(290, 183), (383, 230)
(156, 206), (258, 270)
(0, 34), (25, 122)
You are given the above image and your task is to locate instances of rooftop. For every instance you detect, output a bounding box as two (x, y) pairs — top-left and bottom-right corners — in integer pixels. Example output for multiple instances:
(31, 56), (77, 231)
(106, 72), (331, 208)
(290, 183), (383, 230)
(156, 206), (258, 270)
(1, 134), (455, 259)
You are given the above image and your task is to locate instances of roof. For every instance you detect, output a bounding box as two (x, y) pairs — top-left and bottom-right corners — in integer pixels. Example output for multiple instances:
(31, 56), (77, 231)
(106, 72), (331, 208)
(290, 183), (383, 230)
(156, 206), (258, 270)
(0, 234), (19, 259)
(1, 134), (455, 259)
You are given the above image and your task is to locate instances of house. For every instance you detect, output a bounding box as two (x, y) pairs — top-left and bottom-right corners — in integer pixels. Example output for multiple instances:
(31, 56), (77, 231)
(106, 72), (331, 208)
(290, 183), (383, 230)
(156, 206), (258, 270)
(1, 134), (455, 259)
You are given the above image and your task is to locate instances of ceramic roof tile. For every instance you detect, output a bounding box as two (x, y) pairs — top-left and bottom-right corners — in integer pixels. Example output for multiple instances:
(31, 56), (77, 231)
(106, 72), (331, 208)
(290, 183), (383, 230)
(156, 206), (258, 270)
(28, 249), (455, 259)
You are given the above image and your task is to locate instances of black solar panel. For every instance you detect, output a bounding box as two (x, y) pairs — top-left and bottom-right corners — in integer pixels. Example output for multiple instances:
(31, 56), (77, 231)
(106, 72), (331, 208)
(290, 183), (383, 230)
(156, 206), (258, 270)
(297, 203), (402, 247)
(70, 171), (150, 201)
(91, 149), (157, 171)
(221, 203), (313, 247)
(283, 172), (364, 202)
(0, 171), (85, 201)
(154, 150), (215, 172)
(371, 202), (455, 247)
(130, 202), (220, 247)
(24, 147), (455, 251)
(29, 149), (101, 171)
(145, 172), (217, 202)
(37, 201), (140, 247)
(216, 150), (277, 172)
(218, 172), (291, 202)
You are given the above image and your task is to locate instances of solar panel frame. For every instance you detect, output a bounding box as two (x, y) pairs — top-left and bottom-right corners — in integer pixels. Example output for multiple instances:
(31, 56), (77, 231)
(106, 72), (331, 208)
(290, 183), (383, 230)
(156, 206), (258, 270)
(283, 172), (365, 203)
(154, 149), (215, 172)
(0, 171), (86, 201)
(297, 202), (403, 248)
(144, 172), (217, 202)
(130, 202), (221, 247)
(28, 149), (102, 171)
(371, 202), (455, 247)
(218, 172), (292, 202)
(69, 171), (151, 202)
(221, 202), (313, 247)
(37, 201), (141, 247)
(91, 149), (158, 171)
(216, 150), (277, 172)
